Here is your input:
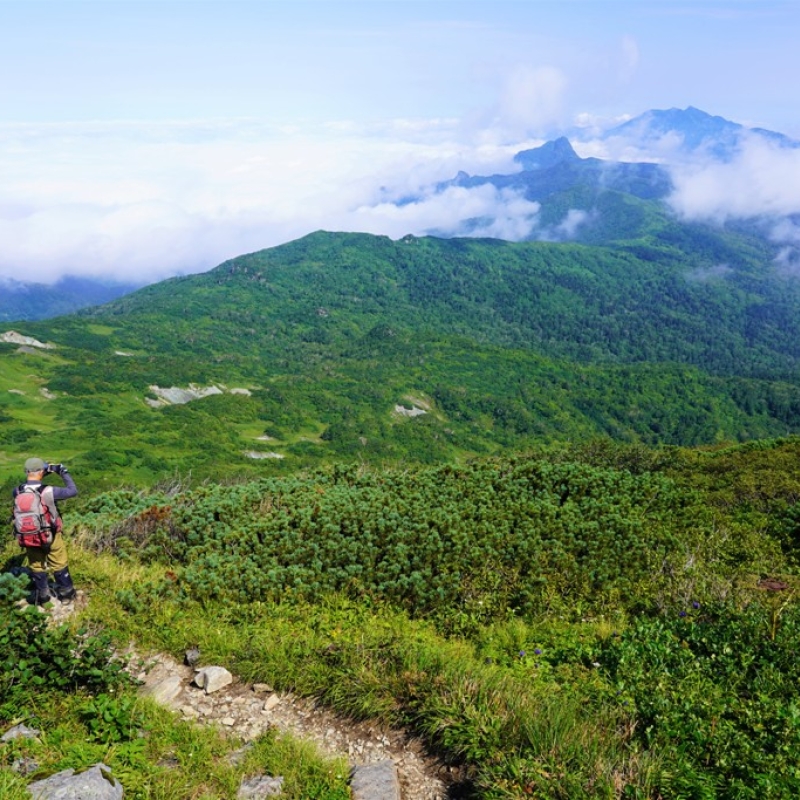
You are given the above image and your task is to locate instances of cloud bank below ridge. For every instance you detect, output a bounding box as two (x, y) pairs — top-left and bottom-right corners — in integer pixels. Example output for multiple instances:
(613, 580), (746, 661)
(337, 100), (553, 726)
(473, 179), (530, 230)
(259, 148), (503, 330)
(4, 114), (800, 286)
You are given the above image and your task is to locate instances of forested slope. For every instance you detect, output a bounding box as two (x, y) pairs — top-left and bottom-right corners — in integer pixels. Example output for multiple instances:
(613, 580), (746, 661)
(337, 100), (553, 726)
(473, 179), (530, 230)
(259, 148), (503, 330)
(2, 229), (800, 489)
(78, 229), (800, 375)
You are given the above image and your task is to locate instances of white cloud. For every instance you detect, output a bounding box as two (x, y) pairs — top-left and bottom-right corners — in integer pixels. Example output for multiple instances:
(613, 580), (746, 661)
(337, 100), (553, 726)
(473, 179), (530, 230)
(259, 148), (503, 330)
(774, 244), (800, 276)
(685, 263), (734, 283)
(770, 220), (800, 277)
(668, 135), (800, 221)
(662, 135), (800, 278)
(470, 65), (569, 142)
(3, 90), (799, 288)
(353, 185), (541, 241)
(552, 209), (592, 240)
(0, 119), (528, 284)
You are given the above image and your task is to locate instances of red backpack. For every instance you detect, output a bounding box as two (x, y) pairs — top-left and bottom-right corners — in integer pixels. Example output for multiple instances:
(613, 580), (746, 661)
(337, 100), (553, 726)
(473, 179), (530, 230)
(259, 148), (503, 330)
(12, 485), (61, 549)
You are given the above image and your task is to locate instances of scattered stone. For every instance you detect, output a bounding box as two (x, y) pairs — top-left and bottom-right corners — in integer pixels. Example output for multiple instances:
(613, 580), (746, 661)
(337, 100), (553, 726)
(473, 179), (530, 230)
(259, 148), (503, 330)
(193, 666), (234, 694)
(27, 763), (123, 800)
(146, 384), (224, 407)
(1, 723), (40, 742)
(184, 646), (201, 667)
(142, 676), (184, 707)
(237, 775), (284, 798)
(263, 693), (281, 712)
(393, 404), (426, 418)
(32, 589), (88, 628)
(12, 756), (40, 775)
(21, 598), (451, 799)
(1, 331), (54, 349)
(350, 760), (401, 800)
(126, 651), (447, 799)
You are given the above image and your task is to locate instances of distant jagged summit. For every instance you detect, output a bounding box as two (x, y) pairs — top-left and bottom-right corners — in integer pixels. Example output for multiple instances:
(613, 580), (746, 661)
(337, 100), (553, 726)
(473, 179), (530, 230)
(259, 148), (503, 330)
(513, 137), (579, 171)
(421, 105), (800, 243)
(430, 132), (670, 241)
(604, 106), (798, 159)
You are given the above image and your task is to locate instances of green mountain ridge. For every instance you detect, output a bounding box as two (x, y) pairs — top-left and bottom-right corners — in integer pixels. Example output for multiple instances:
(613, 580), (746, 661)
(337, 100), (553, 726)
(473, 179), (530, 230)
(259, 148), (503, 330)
(2, 226), (800, 490)
(76, 226), (800, 372)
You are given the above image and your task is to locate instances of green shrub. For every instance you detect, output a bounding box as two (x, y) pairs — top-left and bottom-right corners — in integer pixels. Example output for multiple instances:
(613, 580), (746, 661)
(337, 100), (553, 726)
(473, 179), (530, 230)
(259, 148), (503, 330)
(600, 601), (800, 799)
(0, 580), (134, 720)
(76, 456), (719, 624)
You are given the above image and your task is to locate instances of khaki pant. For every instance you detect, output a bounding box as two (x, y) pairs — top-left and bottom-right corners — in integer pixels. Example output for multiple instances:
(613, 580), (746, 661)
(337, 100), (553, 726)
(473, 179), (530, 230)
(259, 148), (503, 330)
(25, 530), (69, 573)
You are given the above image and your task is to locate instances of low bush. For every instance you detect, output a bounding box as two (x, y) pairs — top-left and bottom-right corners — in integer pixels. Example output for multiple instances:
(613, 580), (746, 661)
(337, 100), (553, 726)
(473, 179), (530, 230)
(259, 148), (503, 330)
(600, 601), (800, 799)
(0, 572), (133, 720)
(74, 455), (767, 627)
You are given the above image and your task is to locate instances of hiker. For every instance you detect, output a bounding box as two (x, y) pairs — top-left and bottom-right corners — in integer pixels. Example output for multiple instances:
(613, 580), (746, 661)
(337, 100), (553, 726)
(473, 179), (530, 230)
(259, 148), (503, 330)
(12, 457), (78, 604)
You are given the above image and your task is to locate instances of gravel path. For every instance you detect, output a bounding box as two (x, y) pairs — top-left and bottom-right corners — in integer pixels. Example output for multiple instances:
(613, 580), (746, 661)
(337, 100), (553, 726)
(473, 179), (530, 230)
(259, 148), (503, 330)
(49, 592), (464, 799)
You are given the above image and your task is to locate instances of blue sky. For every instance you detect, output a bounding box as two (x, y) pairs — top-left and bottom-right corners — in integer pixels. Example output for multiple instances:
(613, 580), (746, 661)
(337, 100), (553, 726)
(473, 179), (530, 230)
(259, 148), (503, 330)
(1, 1), (799, 282)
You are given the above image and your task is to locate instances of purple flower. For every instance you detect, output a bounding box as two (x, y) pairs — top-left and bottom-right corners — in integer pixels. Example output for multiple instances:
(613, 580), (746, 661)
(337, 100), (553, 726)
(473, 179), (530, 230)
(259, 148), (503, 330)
(519, 650), (526, 657)
(534, 648), (542, 656)
(692, 601), (701, 609)
(679, 610), (687, 618)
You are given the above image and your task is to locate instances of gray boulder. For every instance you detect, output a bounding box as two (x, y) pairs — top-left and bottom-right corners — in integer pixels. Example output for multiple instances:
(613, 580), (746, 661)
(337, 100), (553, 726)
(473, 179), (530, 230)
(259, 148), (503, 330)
(193, 666), (233, 694)
(1, 723), (40, 742)
(237, 774), (284, 798)
(141, 675), (184, 707)
(27, 763), (123, 799)
(350, 760), (400, 800)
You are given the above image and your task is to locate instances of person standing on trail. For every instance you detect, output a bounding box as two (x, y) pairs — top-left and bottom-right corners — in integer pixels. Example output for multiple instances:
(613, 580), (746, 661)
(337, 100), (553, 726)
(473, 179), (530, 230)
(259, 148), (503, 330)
(12, 457), (78, 605)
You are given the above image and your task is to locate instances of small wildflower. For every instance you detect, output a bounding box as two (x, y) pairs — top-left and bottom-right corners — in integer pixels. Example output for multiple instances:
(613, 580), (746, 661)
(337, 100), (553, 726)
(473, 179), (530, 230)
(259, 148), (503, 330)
(679, 610), (687, 618)
(534, 648), (542, 656)
(692, 601), (701, 609)
(519, 650), (526, 658)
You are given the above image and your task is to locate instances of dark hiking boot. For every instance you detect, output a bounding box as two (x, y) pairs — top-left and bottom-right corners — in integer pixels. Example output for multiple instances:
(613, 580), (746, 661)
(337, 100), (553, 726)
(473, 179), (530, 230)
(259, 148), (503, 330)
(30, 571), (52, 605)
(54, 567), (77, 603)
